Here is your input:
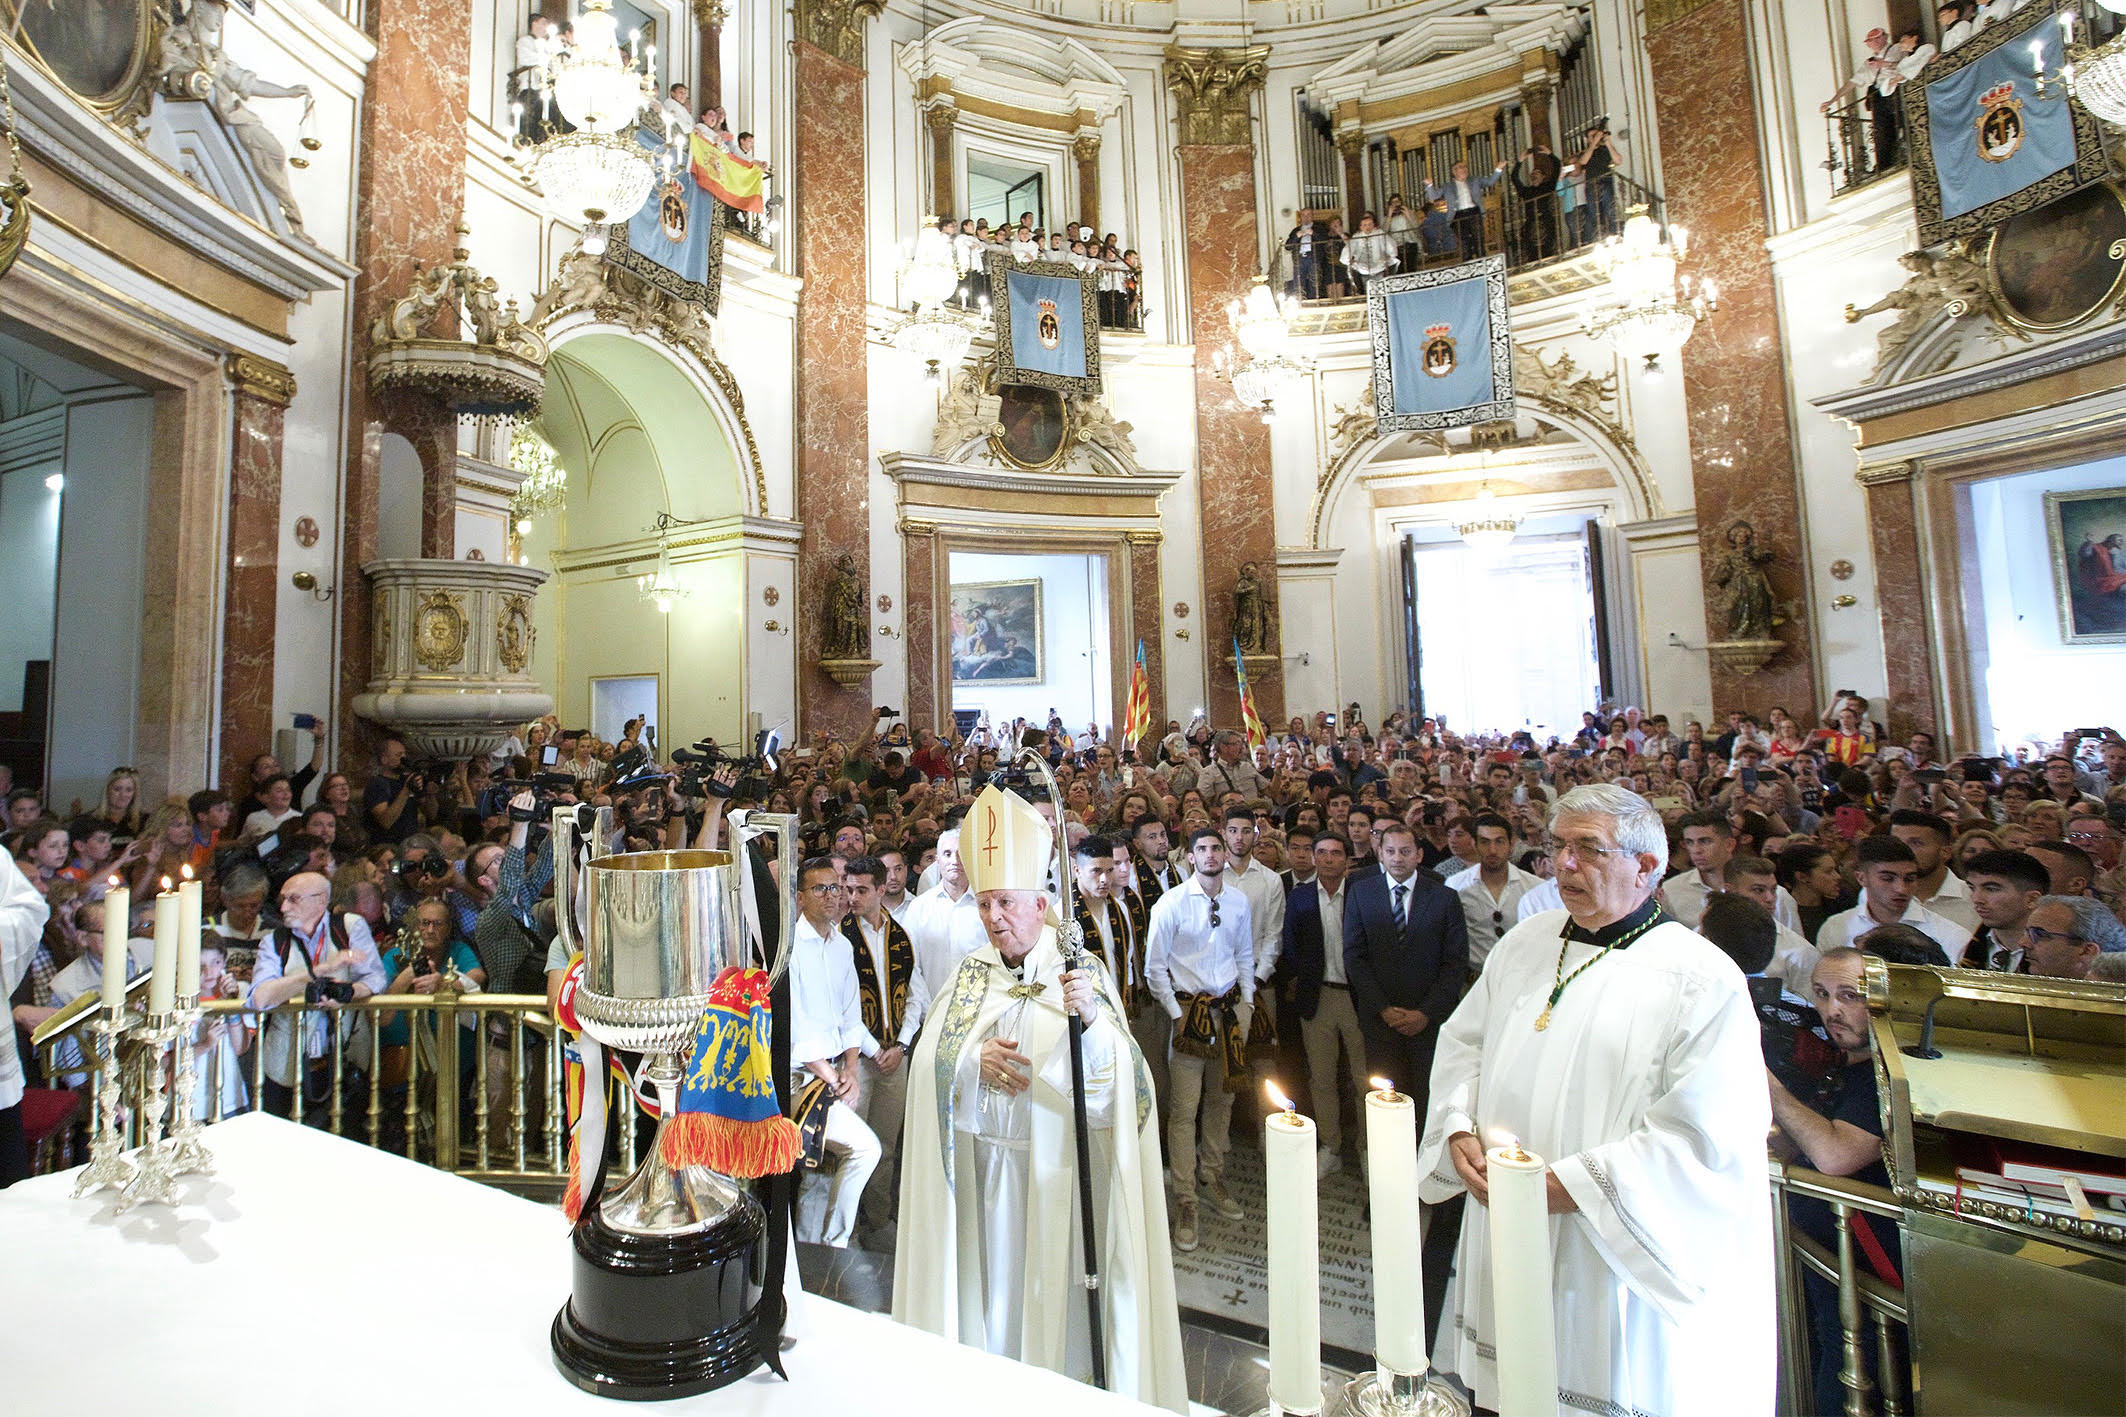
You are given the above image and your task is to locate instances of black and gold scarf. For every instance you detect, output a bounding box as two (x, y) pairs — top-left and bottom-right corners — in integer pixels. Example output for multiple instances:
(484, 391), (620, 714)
(1075, 895), (1138, 1012)
(1173, 987), (1246, 1084)
(843, 912), (916, 1044)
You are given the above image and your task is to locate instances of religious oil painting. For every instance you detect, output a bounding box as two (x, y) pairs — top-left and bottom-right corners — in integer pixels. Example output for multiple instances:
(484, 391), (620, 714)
(951, 579), (1044, 685)
(3, 0), (153, 106)
(991, 383), (1068, 470)
(2048, 488), (2126, 645)
(1988, 183), (2126, 332)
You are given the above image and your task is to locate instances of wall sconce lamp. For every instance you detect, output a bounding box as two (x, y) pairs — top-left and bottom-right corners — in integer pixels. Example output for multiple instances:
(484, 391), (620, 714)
(290, 569), (335, 602)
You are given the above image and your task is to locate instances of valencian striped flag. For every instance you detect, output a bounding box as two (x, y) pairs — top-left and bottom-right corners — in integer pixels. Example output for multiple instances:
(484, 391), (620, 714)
(689, 133), (765, 213)
(1234, 638), (1266, 750)
(1125, 639), (1153, 744)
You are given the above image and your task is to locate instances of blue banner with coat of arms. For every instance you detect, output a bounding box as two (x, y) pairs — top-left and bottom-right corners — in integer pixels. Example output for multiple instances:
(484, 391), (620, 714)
(605, 128), (725, 316)
(1367, 255), (1513, 432)
(1904, 2), (2106, 246)
(985, 254), (1102, 396)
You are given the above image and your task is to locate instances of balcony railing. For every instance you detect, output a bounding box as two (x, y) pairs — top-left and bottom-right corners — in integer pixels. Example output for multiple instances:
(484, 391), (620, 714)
(1825, 93), (1907, 199)
(1769, 1158), (1912, 1417)
(1272, 173), (1667, 306)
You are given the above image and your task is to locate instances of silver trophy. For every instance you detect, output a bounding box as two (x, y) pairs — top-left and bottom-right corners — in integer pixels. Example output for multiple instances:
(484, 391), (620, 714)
(551, 808), (797, 1400)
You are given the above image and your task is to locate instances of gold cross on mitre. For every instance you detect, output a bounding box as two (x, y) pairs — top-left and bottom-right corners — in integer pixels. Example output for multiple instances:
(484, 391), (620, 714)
(963, 782), (1054, 899)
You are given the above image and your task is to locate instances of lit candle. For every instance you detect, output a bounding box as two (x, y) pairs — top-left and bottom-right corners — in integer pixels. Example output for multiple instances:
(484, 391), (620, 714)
(1485, 1136), (1558, 1417)
(149, 878), (179, 1016)
(176, 866), (204, 1001)
(2030, 37), (2046, 74)
(1264, 1082), (1322, 1415)
(99, 877), (129, 1013)
(1364, 1078), (1426, 1377)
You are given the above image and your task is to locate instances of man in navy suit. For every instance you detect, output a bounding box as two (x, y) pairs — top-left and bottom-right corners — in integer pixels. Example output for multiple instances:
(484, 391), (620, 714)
(1279, 831), (1366, 1176)
(1343, 820), (1468, 1120)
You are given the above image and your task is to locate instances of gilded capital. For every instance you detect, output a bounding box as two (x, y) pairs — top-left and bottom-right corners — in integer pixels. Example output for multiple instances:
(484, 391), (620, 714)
(691, 0), (730, 25)
(1334, 128), (1365, 157)
(1645, 0), (1720, 34)
(1073, 130), (1102, 163)
(1519, 77), (1555, 108)
(1854, 460), (1917, 488)
(227, 353), (297, 407)
(795, 0), (884, 68)
(924, 102), (960, 133)
(1163, 44), (1269, 147)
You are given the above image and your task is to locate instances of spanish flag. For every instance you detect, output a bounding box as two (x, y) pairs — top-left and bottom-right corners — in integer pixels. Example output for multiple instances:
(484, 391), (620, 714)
(1125, 639), (1153, 746)
(1234, 638), (1266, 750)
(689, 133), (765, 214)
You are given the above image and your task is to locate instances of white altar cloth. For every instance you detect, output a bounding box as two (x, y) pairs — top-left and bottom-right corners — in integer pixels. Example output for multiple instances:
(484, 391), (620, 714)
(0, 1113), (1166, 1414)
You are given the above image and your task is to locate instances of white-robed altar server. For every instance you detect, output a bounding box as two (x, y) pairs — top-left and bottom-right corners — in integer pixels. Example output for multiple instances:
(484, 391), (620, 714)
(892, 784), (1187, 1413)
(1418, 783), (1774, 1417)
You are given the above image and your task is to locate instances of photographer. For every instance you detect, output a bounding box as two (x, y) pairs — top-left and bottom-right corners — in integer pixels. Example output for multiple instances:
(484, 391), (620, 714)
(386, 835), (453, 928)
(364, 735), (424, 846)
(246, 870), (388, 1126)
(379, 897), (485, 1073)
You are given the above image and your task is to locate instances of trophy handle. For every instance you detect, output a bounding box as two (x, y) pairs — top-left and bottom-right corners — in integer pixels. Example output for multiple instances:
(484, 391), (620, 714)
(729, 810), (799, 987)
(551, 803), (615, 962)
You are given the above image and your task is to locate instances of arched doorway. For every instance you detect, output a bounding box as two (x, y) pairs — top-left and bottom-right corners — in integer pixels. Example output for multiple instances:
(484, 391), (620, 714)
(520, 326), (785, 755)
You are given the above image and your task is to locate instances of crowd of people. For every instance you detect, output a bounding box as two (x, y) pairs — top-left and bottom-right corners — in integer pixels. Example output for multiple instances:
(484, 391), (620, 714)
(3, 690), (2118, 1405)
(1822, 2), (2040, 177)
(922, 213), (1145, 330)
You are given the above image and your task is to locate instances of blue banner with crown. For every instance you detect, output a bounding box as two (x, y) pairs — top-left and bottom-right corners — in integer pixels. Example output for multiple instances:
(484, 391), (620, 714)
(1367, 254), (1513, 433)
(986, 254), (1101, 396)
(605, 128), (726, 316)
(1904, 2), (2105, 245)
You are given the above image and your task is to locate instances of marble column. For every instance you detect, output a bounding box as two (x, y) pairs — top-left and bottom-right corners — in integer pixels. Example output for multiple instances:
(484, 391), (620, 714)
(1073, 131), (1101, 231)
(693, 0), (725, 111)
(793, 0), (880, 739)
(1126, 531), (1165, 740)
(1337, 130), (1365, 231)
(1165, 44), (1283, 727)
(1520, 78), (1555, 152)
(1646, 0), (1818, 716)
(340, 0), (474, 749)
(1858, 462), (1937, 740)
(902, 522), (939, 731)
(221, 356), (296, 791)
(927, 104), (958, 218)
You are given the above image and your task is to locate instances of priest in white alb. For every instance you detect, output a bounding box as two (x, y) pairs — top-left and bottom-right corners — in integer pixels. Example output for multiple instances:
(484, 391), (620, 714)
(1418, 783), (1774, 1417)
(893, 784), (1187, 1413)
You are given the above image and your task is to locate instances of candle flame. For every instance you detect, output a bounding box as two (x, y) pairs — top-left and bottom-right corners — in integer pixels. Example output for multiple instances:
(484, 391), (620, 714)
(1264, 1080), (1295, 1113)
(106, 874), (120, 888)
(1370, 1075), (1395, 1093)
(1486, 1127), (1533, 1162)
(160, 875), (173, 891)
(180, 863), (195, 882)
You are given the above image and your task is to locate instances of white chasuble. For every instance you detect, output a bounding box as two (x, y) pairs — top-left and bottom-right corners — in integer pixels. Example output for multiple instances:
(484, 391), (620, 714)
(1417, 912), (1775, 1417)
(892, 927), (1188, 1413)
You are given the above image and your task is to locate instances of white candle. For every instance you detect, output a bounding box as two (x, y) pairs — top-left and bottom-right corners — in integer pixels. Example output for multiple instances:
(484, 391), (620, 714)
(1486, 1141), (1559, 1417)
(99, 880), (129, 1013)
(1364, 1079), (1426, 1376)
(149, 883), (179, 1016)
(176, 871), (204, 1000)
(1264, 1083), (1322, 1415)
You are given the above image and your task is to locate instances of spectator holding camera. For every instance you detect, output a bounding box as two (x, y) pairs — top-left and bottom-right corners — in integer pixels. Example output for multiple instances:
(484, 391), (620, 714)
(247, 869), (388, 1122)
(379, 897), (486, 1080)
(365, 734), (424, 846)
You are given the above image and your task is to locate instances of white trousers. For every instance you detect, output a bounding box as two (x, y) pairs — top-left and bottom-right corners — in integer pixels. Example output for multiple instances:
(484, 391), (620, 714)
(854, 1052), (909, 1232)
(1301, 985), (1369, 1153)
(795, 1096), (880, 1248)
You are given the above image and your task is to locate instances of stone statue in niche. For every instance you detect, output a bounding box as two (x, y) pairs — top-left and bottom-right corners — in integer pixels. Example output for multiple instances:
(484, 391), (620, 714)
(156, 0), (315, 241)
(822, 553), (869, 660)
(1233, 561), (1274, 655)
(1843, 246), (1994, 382)
(1709, 520), (1777, 642)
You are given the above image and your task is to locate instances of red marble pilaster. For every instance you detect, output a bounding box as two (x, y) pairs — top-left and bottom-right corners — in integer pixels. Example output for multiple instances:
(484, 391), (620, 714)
(1178, 145), (1284, 727)
(793, 35), (872, 739)
(1648, 0), (1817, 718)
(220, 362), (293, 792)
(339, 0), (473, 748)
(903, 525), (939, 732)
(1126, 533), (1165, 745)
(1338, 136), (1366, 231)
(1862, 467), (1937, 741)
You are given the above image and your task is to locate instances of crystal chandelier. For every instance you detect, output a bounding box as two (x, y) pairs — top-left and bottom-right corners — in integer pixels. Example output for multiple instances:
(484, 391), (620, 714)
(2043, 9), (2126, 124)
(1583, 206), (1719, 373)
(637, 512), (689, 614)
(1211, 277), (1311, 423)
(889, 220), (982, 385)
(520, 0), (662, 253)
(1455, 481), (1519, 558)
(509, 424), (565, 530)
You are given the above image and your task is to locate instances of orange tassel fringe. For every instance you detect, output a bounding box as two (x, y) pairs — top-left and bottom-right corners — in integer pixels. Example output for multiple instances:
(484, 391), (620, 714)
(659, 1111), (801, 1179)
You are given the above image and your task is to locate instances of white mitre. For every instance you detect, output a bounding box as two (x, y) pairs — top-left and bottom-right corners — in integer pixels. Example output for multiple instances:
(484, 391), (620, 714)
(962, 783), (1054, 897)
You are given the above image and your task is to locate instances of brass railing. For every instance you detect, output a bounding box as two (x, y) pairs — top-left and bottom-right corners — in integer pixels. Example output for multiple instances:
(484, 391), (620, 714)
(1770, 1158), (1911, 1417)
(31, 992), (639, 1198)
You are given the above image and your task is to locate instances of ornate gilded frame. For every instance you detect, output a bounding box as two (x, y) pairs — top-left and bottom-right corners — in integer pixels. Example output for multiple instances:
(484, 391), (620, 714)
(949, 577), (1045, 686)
(1983, 180), (2126, 333)
(1903, 1), (2106, 248)
(984, 252), (1102, 397)
(1367, 254), (1514, 433)
(606, 173), (726, 318)
(2044, 486), (2126, 646)
(0, 0), (161, 128)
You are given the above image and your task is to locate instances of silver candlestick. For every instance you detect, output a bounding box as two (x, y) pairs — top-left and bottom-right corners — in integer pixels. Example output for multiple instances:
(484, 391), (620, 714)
(116, 1011), (180, 1211)
(71, 1010), (137, 1198)
(164, 994), (215, 1177)
(1342, 1365), (1471, 1417)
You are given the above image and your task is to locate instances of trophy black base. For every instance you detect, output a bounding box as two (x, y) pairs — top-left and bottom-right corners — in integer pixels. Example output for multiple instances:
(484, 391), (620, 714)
(551, 1191), (767, 1401)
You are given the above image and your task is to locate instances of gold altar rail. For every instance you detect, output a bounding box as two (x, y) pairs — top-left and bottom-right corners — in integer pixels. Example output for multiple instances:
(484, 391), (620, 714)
(30, 992), (641, 1197)
(1770, 1159), (1910, 1417)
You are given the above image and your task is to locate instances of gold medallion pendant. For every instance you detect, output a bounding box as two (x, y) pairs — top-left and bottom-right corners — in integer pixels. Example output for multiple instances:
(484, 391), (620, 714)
(1533, 1006), (1552, 1032)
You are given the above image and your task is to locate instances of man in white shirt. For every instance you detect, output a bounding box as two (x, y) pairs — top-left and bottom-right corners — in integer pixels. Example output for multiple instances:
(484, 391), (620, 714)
(1198, 731), (1267, 803)
(1425, 160), (1506, 257)
(903, 825), (986, 1024)
(512, 16), (555, 140)
(1144, 827), (1256, 1250)
(0, 849), (48, 1181)
(876, 846), (915, 926)
(1819, 836), (1974, 963)
(1722, 855), (1822, 996)
(1444, 812), (1540, 973)
(1130, 817), (1183, 907)
(660, 82), (692, 132)
(789, 858), (881, 1249)
(1282, 832), (1363, 1176)
(1887, 809), (1979, 933)
(1221, 806), (1286, 987)
(1663, 811), (1802, 933)
(841, 856), (920, 1239)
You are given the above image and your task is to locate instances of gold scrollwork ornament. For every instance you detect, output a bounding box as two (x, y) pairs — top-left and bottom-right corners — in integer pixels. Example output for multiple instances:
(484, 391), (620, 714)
(414, 590), (469, 672)
(0, 39), (28, 284)
(497, 595), (535, 674)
